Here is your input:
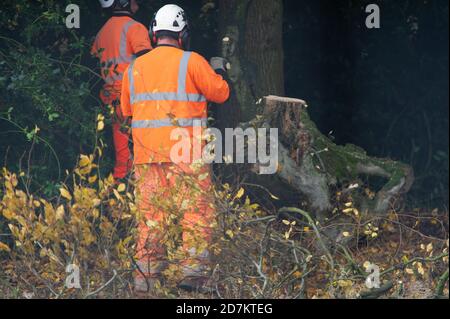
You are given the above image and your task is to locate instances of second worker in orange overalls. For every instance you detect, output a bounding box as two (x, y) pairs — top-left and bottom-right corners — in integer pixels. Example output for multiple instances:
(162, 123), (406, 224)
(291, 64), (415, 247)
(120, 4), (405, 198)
(92, 0), (152, 181)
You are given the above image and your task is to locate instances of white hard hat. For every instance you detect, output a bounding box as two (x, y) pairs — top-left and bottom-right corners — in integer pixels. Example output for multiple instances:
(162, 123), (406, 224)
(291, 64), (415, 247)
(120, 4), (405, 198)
(152, 4), (188, 33)
(98, 0), (116, 8)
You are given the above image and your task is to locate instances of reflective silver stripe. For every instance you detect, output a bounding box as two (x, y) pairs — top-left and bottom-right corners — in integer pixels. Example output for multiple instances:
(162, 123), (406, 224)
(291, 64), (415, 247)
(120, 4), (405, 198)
(119, 20), (137, 64)
(102, 20), (137, 68)
(128, 59), (136, 100)
(132, 118), (207, 129)
(101, 20), (137, 85)
(133, 92), (206, 103)
(128, 51), (206, 105)
(178, 51), (192, 94)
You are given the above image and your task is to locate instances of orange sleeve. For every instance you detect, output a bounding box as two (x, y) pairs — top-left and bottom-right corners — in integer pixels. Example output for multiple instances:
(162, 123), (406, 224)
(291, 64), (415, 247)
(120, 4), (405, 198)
(128, 23), (152, 54)
(120, 66), (132, 117)
(190, 53), (230, 104)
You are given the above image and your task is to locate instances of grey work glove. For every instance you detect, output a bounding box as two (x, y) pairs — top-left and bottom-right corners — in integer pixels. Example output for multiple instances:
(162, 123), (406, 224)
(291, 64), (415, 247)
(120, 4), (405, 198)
(210, 57), (227, 72)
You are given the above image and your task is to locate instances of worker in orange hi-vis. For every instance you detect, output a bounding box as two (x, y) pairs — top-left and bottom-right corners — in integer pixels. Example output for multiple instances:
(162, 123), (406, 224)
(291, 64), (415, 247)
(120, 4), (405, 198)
(92, 0), (151, 181)
(120, 4), (230, 293)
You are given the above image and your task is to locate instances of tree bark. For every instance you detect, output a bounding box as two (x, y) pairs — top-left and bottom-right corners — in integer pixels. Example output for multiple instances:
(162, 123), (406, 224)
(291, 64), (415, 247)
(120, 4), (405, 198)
(218, 0), (284, 121)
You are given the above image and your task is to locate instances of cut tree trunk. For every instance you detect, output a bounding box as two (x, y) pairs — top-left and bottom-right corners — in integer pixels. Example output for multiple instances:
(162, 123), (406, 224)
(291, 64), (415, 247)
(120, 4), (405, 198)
(245, 96), (414, 227)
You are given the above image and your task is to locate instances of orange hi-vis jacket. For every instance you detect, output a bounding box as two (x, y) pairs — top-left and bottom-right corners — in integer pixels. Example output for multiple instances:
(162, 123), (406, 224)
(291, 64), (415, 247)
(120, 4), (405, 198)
(92, 14), (151, 104)
(121, 46), (230, 164)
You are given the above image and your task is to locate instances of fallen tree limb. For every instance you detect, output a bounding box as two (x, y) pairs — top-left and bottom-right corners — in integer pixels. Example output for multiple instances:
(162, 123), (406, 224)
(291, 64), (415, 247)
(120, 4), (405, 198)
(359, 281), (394, 299)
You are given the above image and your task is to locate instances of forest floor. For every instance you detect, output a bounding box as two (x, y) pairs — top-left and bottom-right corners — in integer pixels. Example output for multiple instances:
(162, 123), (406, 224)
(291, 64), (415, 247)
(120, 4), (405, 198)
(0, 208), (448, 299)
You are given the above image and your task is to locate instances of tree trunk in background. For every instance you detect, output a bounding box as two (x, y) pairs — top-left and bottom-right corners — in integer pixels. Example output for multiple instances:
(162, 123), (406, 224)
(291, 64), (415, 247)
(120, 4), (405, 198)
(218, 0), (284, 121)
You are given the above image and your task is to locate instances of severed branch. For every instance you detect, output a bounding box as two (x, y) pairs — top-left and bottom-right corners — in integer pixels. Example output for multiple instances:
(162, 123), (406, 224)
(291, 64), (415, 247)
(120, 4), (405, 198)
(435, 269), (449, 298)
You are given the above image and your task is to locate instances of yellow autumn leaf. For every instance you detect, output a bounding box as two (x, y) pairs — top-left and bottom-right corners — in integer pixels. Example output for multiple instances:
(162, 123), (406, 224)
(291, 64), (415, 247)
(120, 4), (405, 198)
(234, 188), (245, 200)
(79, 155), (90, 167)
(417, 263), (425, 276)
(426, 243), (433, 253)
(282, 220), (291, 226)
(113, 189), (123, 202)
(2, 209), (13, 220)
(92, 198), (101, 207)
(284, 231), (291, 240)
(342, 232), (351, 237)
(226, 230), (234, 239)
(270, 193), (280, 200)
(117, 183), (126, 193)
(97, 120), (105, 131)
(88, 175), (98, 184)
(60, 188), (72, 201)
(55, 205), (65, 220)
(0, 242), (11, 253)
(97, 113), (105, 121)
(92, 209), (100, 218)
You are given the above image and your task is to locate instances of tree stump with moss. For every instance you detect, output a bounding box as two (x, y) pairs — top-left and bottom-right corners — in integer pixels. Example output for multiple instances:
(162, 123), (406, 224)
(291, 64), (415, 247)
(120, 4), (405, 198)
(247, 96), (414, 228)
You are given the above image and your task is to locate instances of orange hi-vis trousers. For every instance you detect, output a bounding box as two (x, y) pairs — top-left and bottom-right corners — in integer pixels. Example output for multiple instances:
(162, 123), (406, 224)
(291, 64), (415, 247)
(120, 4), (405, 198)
(134, 163), (214, 279)
(110, 99), (132, 180)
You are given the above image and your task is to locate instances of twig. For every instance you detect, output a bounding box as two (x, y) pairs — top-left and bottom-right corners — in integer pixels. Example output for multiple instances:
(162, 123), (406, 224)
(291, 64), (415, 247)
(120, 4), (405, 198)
(380, 252), (449, 277)
(29, 267), (58, 298)
(84, 270), (118, 299)
(279, 207), (335, 270)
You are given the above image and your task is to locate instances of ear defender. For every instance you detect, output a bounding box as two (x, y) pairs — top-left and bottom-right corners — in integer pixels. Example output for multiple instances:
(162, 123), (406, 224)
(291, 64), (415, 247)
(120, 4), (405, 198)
(119, 0), (130, 7)
(149, 15), (157, 47)
(153, 32), (157, 46)
(179, 27), (191, 51)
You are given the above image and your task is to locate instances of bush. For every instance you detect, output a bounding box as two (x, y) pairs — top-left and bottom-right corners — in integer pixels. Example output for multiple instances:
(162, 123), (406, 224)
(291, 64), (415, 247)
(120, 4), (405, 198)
(0, 151), (138, 298)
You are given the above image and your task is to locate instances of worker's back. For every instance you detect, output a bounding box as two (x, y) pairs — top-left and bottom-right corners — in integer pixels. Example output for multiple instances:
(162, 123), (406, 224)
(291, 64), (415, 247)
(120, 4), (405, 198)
(92, 14), (150, 103)
(91, 11), (151, 180)
(121, 45), (229, 164)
